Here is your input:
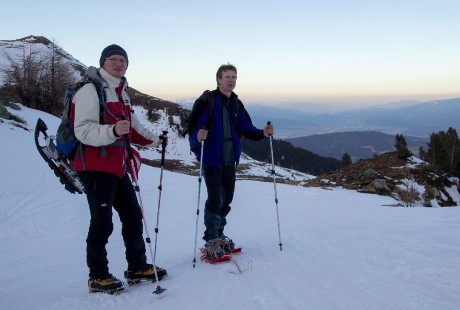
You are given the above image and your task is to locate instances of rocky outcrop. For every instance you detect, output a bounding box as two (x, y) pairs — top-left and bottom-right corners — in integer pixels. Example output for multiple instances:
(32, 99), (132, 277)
(305, 152), (458, 207)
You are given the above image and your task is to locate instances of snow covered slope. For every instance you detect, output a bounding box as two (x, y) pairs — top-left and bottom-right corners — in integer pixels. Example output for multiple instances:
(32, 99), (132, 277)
(1, 105), (460, 310)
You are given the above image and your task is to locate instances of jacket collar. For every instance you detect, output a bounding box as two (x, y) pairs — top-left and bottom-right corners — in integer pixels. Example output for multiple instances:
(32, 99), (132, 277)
(215, 88), (238, 101)
(99, 67), (128, 89)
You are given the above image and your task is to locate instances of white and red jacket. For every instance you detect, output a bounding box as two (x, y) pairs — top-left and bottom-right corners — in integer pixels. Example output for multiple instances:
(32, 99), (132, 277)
(72, 68), (160, 178)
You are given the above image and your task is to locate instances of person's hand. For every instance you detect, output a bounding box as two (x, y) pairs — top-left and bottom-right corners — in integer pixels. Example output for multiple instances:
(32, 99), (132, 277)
(263, 124), (273, 137)
(197, 129), (208, 142)
(159, 133), (168, 146)
(115, 119), (130, 136)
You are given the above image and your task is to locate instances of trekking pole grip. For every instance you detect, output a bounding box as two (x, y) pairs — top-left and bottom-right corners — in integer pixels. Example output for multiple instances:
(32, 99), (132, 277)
(160, 130), (168, 166)
(267, 121), (273, 137)
(118, 115), (134, 160)
(160, 130), (168, 148)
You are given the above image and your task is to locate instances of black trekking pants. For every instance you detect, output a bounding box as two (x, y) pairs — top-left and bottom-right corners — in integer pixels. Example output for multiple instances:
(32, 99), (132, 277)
(78, 171), (147, 278)
(203, 165), (236, 241)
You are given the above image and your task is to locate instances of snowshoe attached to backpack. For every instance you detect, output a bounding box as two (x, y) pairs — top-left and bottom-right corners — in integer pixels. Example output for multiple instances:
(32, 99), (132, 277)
(34, 117), (85, 194)
(33, 66), (108, 195)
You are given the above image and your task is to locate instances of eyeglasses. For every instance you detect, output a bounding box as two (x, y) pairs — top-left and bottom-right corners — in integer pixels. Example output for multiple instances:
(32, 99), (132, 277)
(106, 57), (127, 65)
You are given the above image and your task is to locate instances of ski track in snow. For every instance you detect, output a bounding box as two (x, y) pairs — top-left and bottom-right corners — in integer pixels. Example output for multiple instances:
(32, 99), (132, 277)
(1, 105), (460, 310)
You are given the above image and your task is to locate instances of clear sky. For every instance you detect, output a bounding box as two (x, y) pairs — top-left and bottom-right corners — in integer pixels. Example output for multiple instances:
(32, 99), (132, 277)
(2, 0), (459, 107)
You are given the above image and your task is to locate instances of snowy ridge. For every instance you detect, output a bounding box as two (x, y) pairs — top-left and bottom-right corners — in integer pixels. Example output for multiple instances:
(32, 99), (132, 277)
(1, 105), (460, 309)
(0, 36), (85, 84)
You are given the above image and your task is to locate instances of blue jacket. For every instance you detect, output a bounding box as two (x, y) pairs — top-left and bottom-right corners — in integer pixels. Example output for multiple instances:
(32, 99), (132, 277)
(190, 89), (266, 167)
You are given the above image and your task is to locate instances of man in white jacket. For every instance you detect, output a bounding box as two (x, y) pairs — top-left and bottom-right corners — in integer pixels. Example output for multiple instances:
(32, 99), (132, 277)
(73, 44), (167, 294)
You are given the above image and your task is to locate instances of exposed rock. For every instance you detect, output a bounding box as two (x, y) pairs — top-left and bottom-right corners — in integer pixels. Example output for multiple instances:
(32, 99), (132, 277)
(369, 179), (391, 194)
(426, 186), (441, 199)
(306, 151), (458, 207)
(0, 103), (10, 119)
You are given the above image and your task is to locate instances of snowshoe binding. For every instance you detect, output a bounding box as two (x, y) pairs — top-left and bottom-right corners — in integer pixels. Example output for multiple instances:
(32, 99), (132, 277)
(34, 118), (85, 194)
(217, 235), (239, 253)
(200, 238), (231, 264)
(200, 236), (243, 264)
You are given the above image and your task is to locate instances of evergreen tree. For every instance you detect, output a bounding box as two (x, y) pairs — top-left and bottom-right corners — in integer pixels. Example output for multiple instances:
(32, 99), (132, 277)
(341, 152), (352, 167)
(446, 127), (459, 173)
(418, 146), (427, 162)
(394, 134), (412, 159)
(424, 127), (460, 176)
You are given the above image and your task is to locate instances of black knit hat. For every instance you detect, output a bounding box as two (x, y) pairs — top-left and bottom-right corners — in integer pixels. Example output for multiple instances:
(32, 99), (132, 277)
(99, 44), (129, 67)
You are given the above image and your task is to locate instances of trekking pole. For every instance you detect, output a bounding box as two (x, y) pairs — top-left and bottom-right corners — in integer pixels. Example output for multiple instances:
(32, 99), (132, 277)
(124, 128), (167, 295)
(192, 138), (205, 268)
(152, 131), (168, 291)
(267, 121), (283, 251)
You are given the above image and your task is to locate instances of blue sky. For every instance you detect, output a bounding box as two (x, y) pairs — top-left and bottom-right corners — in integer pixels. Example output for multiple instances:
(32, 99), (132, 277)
(2, 0), (459, 106)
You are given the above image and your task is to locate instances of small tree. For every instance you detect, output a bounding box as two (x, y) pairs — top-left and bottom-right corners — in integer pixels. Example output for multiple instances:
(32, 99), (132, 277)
(40, 39), (77, 115)
(418, 146), (427, 162)
(341, 152), (352, 167)
(394, 134), (412, 159)
(1, 39), (76, 116)
(400, 168), (418, 207)
(426, 128), (459, 174)
(1, 44), (43, 108)
(420, 127), (460, 177)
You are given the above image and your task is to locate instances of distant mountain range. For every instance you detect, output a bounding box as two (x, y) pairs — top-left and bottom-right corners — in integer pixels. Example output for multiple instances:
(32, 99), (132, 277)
(286, 131), (428, 162)
(245, 98), (460, 139)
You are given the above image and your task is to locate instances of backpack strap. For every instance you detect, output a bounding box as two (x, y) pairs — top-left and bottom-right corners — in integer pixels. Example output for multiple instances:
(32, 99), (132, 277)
(184, 89), (214, 137)
(87, 66), (110, 124)
(79, 67), (125, 161)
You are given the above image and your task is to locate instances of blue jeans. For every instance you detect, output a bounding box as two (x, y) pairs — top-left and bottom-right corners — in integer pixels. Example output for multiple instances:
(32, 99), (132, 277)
(203, 165), (236, 241)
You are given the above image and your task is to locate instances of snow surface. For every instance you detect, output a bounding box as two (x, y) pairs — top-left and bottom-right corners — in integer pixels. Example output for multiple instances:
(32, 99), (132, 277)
(1, 105), (460, 310)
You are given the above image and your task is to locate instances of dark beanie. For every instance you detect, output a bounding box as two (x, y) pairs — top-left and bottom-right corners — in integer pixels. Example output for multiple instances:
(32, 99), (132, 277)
(99, 44), (129, 67)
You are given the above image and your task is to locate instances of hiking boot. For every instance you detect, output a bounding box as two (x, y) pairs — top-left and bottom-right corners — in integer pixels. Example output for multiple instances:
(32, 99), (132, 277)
(124, 264), (167, 284)
(218, 235), (235, 253)
(205, 238), (225, 260)
(88, 274), (124, 294)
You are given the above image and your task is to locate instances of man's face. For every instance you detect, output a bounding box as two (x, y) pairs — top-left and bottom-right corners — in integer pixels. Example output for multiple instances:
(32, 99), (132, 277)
(218, 69), (237, 93)
(102, 55), (128, 78)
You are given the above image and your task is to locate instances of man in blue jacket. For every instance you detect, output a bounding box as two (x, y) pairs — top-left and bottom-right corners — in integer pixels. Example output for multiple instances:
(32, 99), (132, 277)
(189, 64), (273, 259)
